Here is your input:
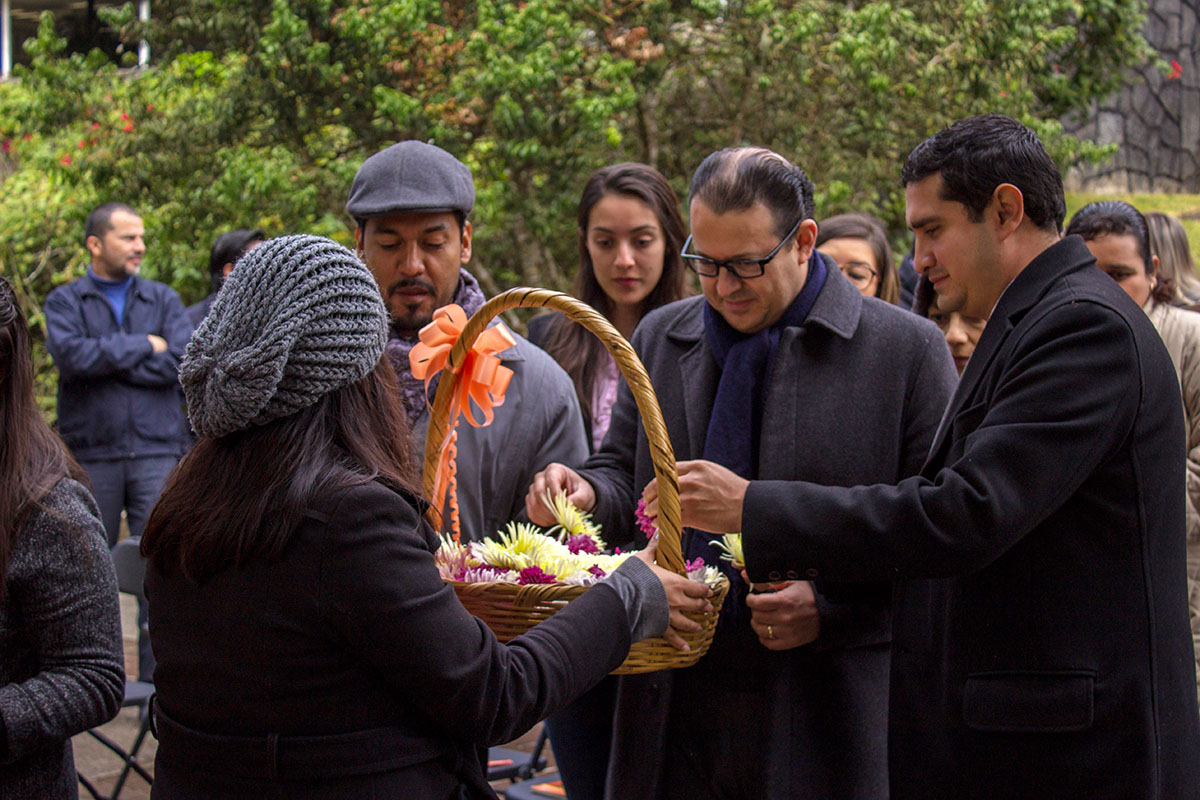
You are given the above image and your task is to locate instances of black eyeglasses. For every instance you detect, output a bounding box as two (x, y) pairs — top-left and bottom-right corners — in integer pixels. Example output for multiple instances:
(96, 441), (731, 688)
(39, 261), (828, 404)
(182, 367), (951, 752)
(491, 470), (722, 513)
(680, 218), (803, 279)
(836, 261), (878, 290)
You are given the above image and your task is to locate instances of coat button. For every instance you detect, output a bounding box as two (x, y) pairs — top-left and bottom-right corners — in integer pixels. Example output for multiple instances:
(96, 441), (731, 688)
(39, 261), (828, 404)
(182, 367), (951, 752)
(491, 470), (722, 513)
(806, 568), (819, 578)
(786, 570), (799, 580)
(768, 571), (782, 581)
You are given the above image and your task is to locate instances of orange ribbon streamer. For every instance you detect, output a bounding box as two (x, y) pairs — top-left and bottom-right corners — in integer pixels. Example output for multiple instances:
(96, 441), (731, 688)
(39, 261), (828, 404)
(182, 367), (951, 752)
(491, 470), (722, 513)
(410, 304), (515, 540)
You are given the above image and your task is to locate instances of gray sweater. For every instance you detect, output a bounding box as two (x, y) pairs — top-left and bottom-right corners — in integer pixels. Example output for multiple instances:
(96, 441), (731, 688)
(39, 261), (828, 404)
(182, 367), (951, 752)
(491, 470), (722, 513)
(0, 477), (125, 799)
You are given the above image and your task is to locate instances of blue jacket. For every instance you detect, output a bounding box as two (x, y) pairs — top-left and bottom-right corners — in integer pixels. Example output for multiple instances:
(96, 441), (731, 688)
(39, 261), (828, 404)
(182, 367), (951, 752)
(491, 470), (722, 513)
(44, 272), (193, 461)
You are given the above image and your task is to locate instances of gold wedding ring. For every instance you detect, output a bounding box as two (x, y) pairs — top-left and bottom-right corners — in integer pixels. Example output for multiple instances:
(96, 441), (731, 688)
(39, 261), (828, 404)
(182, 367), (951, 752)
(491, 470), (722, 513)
(767, 624), (775, 640)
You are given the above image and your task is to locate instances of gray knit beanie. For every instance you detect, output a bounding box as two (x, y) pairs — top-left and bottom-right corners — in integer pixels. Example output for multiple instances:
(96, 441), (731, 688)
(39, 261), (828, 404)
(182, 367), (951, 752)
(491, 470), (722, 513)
(182, 234), (388, 439)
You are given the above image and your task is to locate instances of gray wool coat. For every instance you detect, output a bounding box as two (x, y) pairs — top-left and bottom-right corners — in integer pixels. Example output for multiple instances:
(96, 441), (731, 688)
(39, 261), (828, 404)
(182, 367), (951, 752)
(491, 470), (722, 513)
(578, 263), (957, 799)
(0, 477), (125, 799)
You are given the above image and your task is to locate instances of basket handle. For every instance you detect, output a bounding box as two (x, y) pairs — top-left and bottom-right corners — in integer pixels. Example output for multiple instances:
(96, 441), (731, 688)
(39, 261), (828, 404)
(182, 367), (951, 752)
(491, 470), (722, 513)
(422, 288), (685, 576)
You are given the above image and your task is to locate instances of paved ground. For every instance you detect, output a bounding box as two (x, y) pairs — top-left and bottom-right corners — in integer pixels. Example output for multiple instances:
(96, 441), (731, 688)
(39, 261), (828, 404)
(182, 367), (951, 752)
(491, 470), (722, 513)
(72, 595), (557, 798)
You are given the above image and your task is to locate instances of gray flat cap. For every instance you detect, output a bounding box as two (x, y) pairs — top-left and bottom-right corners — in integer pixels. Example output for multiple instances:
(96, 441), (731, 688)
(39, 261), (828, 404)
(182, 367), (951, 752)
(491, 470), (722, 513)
(346, 140), (475, 220)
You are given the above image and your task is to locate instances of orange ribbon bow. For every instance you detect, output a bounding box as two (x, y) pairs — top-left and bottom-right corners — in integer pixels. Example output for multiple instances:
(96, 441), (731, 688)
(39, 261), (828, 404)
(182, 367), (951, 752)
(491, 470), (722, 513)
(410, 304), (515, 540)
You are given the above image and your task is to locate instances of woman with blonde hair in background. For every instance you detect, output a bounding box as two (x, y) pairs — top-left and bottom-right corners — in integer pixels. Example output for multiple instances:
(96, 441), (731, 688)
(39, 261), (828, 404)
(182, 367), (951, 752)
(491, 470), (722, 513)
(1147, 211), (1200, 305)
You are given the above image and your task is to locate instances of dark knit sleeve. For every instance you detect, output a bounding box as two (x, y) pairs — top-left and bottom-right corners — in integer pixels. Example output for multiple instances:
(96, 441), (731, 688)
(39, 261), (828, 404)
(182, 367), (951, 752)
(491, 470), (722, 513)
(0, 479), (125, 762)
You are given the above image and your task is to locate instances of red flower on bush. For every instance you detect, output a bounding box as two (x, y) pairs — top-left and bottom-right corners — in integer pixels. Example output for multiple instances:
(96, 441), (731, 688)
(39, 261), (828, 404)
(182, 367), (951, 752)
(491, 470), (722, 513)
(91, 122), (101, 130)
(120, 111), (130, 121)
(61, 155), (73, 166)
(1169, 60), (1183, 80)
(1, 139), (10, 154)
(123, 123), (134, 133)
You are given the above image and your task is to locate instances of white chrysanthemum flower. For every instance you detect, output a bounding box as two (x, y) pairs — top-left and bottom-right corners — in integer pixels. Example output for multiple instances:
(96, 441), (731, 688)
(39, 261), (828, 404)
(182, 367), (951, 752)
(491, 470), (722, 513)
(688, 563), (725, 591)
(434, 534), (475, 580)
(590, 552), (634, 574)
(457, 566), (519, 583)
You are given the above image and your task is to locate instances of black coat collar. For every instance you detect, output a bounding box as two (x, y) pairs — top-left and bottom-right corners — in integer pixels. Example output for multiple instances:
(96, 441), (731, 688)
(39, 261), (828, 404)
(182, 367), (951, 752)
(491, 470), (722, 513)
(926, 236), (1097, 463)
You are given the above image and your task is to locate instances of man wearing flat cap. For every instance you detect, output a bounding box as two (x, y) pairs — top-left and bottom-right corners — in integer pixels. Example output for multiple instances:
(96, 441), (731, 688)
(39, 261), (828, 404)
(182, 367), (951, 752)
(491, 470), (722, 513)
(347, 140), (589, 541)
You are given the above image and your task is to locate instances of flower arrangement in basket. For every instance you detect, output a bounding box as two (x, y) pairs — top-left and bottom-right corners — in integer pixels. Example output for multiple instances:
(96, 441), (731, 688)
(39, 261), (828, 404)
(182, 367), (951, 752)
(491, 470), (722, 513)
(410, 287), (729, 674)
(435, 491), (726, 592)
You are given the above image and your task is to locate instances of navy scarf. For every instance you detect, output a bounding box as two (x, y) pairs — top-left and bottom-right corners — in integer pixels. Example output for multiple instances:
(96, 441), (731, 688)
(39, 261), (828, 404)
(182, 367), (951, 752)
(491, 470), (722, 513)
(689, 250), (827, 629)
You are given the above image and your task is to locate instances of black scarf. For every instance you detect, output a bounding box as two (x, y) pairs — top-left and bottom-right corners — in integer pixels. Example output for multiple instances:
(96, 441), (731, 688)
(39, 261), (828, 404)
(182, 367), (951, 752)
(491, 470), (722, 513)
(690, 250), (827, 630)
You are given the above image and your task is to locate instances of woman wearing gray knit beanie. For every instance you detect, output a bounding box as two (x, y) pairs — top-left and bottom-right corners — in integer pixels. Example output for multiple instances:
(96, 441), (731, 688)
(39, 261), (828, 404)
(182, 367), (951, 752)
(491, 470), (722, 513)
(139, 234), (704, 798)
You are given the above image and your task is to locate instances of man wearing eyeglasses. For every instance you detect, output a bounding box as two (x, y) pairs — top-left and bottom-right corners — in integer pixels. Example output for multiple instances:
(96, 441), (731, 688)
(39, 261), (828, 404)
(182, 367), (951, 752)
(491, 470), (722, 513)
(526, 146), (956, 799)
(638, 117), (1200, 798)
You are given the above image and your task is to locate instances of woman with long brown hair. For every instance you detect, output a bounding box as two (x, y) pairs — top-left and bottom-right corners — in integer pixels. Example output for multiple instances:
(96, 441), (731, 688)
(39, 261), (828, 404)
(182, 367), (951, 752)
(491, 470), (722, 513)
(141, 235), (708, 798)
(0, 277), (124, 797)
(525, 163), (690, 799)
(529, 162), (690, 451)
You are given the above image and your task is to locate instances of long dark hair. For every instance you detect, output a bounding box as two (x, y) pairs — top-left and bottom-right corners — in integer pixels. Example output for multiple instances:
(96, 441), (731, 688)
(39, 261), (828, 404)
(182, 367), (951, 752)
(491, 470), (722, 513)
(141, 357), (420, 582)
(542, 163), (689, 430)
(0, 278), (87, 597)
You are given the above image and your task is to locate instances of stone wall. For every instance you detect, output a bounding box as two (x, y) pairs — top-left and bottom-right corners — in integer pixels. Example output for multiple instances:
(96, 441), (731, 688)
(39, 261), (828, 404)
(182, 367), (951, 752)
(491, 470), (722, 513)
(1064, 0), (1200, 193)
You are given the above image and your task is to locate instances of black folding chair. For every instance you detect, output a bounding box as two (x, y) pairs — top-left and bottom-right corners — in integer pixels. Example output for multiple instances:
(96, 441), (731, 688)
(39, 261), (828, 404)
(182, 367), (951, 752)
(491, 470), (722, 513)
(487, 726), (551, 783)
(497, 727), (570, 799)
(78, 537), (155, 800)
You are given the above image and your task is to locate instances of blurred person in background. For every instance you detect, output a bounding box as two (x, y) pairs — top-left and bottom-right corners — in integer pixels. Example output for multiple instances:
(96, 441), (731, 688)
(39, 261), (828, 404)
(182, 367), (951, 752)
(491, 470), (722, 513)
(0, 276), (124, 798)
(43, 201), (192, 682)
(187, 228), (265, 326)
(913, 275), (987, 375)
(816, 213), (901, 305)
(1067, 200), (1200, 705)
(1147, 211), (1200, 306)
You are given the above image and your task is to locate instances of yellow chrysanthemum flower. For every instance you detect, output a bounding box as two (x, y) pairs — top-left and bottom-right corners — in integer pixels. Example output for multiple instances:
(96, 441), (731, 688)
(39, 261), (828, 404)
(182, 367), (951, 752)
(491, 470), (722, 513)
(543, 489), (606, 552)
(709, 533), (745, 569)
(471, 521), (568, 571)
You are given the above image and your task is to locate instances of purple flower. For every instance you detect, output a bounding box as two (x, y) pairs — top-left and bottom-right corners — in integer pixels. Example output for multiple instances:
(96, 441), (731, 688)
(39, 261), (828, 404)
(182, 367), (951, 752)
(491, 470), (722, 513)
(518, 566), (557, 585)
(587, 564), (607, 579)
(566, 534), (601, 555)
(635, 498), (658, 539)
(684, 557), (705, 573)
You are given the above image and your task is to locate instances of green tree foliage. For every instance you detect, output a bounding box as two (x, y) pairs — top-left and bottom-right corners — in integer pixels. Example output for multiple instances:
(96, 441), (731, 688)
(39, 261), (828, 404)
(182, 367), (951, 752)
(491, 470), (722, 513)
(0, 0), (1154, 411)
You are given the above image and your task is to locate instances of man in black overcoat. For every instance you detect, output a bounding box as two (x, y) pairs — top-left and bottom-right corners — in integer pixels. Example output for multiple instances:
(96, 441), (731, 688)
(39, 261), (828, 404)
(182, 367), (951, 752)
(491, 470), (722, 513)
(668, 114), (1200, 798)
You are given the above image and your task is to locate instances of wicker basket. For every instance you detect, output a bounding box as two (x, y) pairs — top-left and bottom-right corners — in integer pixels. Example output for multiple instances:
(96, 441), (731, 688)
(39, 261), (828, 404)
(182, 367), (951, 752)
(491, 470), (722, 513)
(423, 287), (729, 674)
